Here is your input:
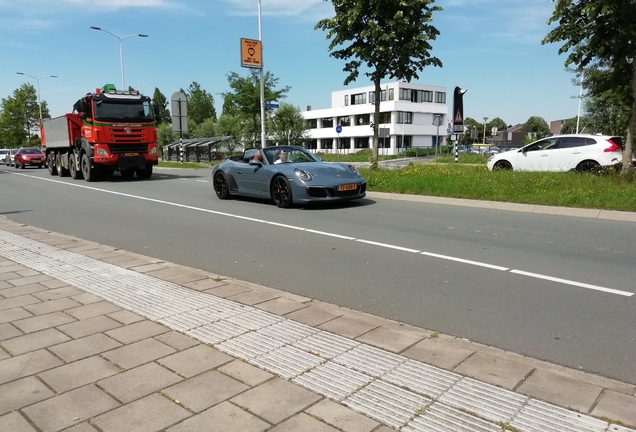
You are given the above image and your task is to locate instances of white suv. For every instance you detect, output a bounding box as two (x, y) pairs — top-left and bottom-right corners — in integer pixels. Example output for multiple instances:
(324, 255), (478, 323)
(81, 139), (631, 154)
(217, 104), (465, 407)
(0, 149), (8, 164)
(486, 134), (624, 172)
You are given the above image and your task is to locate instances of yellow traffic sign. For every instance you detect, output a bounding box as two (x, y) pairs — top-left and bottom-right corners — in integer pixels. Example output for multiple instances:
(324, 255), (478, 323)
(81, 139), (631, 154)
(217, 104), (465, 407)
(241, 38), (262, 69)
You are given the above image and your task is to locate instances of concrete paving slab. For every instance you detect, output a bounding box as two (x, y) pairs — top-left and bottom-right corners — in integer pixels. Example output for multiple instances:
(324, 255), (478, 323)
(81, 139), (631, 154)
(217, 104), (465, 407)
(97, 362), (182, 404)
(0, 376), (55, 415)
(48, 333), (123, 362)
(591, 390), (636, 427)
(91, 393), (190, 432)
(256, 297), (310, 316)
(0, 283), (48, 298)
(105, 320), (169, 344)
(227, 289), (281, 306)
(0, 264), (26, 274)
(101, 338), (176, 369)
(65, 301), (121, 320)
(0, 272), (21, 281)
(62, 422), (98, 432)
(0, 411), (37, 432)
(318, 315), (381, 339)
(155, 331), (200, 351)
(402, 337), (474, 370)
(23, 297), (81, 316)
(32, 286), (83, 300)
(5, 274), (52, 287)
(306, 399), (380, 432)
(0, 306), (32, 323)
(203, 283), (252, 298)
(13, 311), (76, 333)
(182, 278), (227, 291)
(101, 255), (142, 264)
(163, 370), (249, 412)
(39, 279), (71, 289)
(0, 294), (41, 311)
(0, 349), (63, 385)
(269, 412), (340, 432)
(163, 272), (209, 285)
(146, 267), (189, 278)
(1, 327), (70, 356)
(166, 400), (270, 432)
(23, 384), (120, 432)
(355, 326), (425, 354)
(57, 315), (122, 339)
(0, 349), (8, 360)
(129, 263), (169, 273)
(39, 356), (120, 393)
(106, 309), (144, 325)
(16, 269), (41, 277)
(0, 280), (10, 289)
(231, 377), (322, 424)
(70, 293), (102, 305)
(157, 344), (233, 378)
(0, 322), (22, 340)
(218, 359), (274, 387)
(120, 259), (158, 269)
(283, 304), (343, 326)
(517, 369), (603, 413)
(453, 353), (534, 390)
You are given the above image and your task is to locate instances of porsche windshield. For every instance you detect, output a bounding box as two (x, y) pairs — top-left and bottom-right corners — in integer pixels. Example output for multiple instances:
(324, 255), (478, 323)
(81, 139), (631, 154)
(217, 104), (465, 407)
(93, 100), (154, 122)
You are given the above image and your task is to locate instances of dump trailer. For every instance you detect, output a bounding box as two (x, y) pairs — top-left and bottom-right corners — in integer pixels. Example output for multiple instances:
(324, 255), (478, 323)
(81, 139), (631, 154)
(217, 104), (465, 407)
(41, 84), (158, 181)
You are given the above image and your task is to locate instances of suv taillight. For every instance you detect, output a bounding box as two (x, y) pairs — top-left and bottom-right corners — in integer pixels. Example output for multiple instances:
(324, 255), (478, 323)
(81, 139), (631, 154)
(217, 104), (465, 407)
(604, 139), (622, 153)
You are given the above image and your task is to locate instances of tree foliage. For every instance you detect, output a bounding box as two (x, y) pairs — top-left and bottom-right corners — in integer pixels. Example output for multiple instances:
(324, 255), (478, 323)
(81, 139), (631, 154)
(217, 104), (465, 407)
(521, 116), (549, 138)
(0, 83), (50, 147)
(316, 0), (442, 168)
(185, 82), (217, 125)
(543, 0), (635, 177)
(266, 103), (309, 146)
(151, 88), (171, 125)
(489, 117), (507, 133)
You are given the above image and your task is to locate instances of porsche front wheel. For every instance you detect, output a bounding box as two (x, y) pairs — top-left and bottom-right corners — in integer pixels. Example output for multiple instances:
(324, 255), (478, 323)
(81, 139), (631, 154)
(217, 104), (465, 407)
(271, 176), (293, 208)
(213, 172), (231, 199)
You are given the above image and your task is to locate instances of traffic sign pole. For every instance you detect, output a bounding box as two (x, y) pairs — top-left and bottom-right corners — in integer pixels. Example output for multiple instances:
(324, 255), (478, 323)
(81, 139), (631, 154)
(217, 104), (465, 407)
(335, 125), (342, 162)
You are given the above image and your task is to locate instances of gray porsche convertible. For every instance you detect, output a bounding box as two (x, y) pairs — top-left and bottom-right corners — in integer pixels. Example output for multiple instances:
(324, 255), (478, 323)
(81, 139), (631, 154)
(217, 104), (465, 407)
(212, 146), (366, 208)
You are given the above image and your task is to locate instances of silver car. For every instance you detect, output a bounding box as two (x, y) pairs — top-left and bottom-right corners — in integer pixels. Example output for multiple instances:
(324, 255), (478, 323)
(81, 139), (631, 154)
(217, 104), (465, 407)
(5, 149), (18, 166)
(0, 149), (9, 164)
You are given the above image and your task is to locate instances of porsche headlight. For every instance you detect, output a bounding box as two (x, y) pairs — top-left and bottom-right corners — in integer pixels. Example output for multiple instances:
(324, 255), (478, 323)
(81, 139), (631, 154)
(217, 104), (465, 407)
(348, 165), (361, 176)
(294, 168), (312, 181)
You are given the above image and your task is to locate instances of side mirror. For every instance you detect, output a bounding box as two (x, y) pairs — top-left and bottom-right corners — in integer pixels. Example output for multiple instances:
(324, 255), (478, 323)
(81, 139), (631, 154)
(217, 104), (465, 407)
(248, 159), (262, 166)
(79, 113), (87, 120)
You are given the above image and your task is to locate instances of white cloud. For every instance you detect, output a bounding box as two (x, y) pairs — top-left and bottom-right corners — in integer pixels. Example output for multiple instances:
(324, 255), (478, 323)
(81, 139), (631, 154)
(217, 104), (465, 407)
(218, 0), (330, 17)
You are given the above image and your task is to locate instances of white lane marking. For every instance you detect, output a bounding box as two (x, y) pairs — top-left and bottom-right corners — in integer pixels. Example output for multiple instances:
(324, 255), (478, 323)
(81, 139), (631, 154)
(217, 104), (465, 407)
(510, 270), (633, 297)
(196, 180), (209, 183)
(11, 172), (633, 297)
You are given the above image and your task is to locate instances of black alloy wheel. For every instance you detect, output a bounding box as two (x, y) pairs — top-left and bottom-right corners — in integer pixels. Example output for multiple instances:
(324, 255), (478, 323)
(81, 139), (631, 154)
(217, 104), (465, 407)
(213, 172), (231, 199)
(271, 175), (293, 208)
(493, 160), (512, 170)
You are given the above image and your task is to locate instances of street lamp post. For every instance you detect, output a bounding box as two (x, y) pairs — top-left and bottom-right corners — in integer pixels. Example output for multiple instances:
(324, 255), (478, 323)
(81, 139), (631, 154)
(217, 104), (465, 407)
(90, 26), (148, 90)
(482, 117), (489, 154)
(16, 72), (57, 131)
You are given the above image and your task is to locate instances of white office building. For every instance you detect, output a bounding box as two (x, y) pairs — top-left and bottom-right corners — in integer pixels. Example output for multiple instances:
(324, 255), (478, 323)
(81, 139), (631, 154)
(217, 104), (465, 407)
(301, 81), (448, 155)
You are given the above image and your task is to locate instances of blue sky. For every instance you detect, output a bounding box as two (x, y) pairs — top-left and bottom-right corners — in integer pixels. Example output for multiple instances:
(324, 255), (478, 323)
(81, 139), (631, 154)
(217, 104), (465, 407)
(0, 0), (579, 127)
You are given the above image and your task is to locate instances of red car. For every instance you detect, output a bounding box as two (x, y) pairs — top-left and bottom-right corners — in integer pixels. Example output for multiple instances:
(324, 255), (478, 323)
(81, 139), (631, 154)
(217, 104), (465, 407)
(14, 148), (46, 169)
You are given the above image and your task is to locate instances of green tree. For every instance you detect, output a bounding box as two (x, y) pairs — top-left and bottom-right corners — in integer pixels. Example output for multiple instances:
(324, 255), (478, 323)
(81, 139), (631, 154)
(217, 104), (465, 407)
(221, 70), (290, 147)
(0, 84), (48, 147)
(489, 117), (507, 133)
(185, 82), (217, 125)
(458, 117), (480, 145)
(151, 88), (171, 125)
(316, 0), (442, 169)
(521, 116), (549, 139)
(216, 113), (247, 154)
(543, 0), (635, 178)
(267, 103), (309, 146)
(559, 117), (579, 134)
(192, 118), (216, 138)
(157, 123), (176, 147)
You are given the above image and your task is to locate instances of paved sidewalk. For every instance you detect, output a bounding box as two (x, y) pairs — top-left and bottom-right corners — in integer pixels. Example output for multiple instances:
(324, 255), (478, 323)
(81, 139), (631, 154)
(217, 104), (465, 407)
(0, 217), (634, 432)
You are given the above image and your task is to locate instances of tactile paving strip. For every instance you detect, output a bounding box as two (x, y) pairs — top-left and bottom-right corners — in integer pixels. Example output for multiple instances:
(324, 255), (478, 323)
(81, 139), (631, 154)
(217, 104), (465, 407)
(215, 331), (284, 359)
(510, 399), (608, 432)
(438, 377), (528, 423)
(256, 319), (319, 344)
(343, 380), (430, 430)
(185, 321), (246, 345)
(382, 359), (462, 399)
(224, 308), (284, 330)
(333, 343), (406, 377)
(250, 345), (324, 379)
(403, 402), (502, 432)
(292, 330), (360, 359)
(292, 361), (374, 401)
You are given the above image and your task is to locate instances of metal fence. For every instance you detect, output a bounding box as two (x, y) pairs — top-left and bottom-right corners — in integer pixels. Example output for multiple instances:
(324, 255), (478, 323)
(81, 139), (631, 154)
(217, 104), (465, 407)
(162, 137), (234, 162)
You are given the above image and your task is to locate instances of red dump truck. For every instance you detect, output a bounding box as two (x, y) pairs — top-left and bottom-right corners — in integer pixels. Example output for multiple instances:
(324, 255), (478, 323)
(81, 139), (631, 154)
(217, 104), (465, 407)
(41, 84), (158, 181)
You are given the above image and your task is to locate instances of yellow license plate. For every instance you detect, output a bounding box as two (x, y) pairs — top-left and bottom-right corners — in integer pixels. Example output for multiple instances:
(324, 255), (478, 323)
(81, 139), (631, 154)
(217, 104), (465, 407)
(32, 159), (41, 163)
(124, 153), (139, 157)
(338, 184), (357, 191)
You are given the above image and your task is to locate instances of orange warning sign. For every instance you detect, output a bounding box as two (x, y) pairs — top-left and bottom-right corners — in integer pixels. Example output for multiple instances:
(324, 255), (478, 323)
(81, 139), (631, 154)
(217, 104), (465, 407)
(241, 38), (262, 69)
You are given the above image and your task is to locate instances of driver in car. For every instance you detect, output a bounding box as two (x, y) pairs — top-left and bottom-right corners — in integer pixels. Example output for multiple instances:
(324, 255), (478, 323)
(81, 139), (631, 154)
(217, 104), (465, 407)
(274, 150), (287, 164)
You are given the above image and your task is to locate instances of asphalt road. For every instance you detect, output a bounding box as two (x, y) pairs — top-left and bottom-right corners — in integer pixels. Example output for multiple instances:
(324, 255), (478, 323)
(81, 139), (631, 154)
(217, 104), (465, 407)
(1, 165), (635, 384)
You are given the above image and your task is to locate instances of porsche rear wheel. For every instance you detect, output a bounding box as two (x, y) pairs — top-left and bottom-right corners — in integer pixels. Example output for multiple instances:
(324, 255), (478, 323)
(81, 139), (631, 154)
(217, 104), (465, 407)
(213, 172), (231, 199)
(271, 176), (293, 208)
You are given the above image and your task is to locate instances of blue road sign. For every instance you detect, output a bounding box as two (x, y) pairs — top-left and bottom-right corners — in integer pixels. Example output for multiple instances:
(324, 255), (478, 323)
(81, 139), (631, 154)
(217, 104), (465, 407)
(265, 103), (279, 109)
(336, 125), (342, 134)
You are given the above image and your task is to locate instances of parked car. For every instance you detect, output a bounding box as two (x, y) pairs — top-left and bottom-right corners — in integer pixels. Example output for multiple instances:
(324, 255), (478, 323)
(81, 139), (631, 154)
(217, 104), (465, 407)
(13, 148), (45, 169)
(486, 134), (623, 172)
(5, 149), (18, 166)
(212, 145), (366, 208)
(0, 149), (9, 164)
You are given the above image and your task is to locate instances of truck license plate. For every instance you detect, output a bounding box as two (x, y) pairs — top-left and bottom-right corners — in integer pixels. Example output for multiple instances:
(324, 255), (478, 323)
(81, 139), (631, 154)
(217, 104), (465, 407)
(124, 153), (139, 157)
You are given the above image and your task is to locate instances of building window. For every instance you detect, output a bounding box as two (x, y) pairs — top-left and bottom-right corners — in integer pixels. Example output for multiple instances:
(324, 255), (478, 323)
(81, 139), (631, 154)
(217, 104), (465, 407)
(396, 135), (412, 148)
(355, 138), (369, 149)
(337, 116), (351, 126)
(306, 119), (318, 129)
(369, 91), (375, 104)
(378, 112), (391, 124)
(396, 111), (412, 124)
(322, 118), (333, 128)
(378, 137), (390, 148)
(418, 90), (433, 103)
(351, 93), (366, 105)
(344, 95), (349, 106)
(338, 138), (350, 149)
(306, 139), (318, 149)
(321, 139), (333, 149)
(388, 88), (394, 101)
(435, 92), (446, 103)
(399, 88), (411, 100)
(355, 114), (370, 126)
(369, 90), (387, 103)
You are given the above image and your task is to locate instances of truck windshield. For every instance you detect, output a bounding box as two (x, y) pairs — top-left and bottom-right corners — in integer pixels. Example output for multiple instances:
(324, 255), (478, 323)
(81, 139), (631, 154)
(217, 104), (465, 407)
(93, 100), (154, 122)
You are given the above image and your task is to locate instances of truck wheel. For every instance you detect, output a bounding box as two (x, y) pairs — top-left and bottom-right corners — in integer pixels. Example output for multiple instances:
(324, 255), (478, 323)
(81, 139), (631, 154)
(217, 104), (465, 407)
(47, 153), (57, 176)
(69, 153), (83, 179)
(56, 153), (69, 177)
(136, 163), (153, 179)
(120, 169), (135, 178)
(81, 153), (97, 182)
